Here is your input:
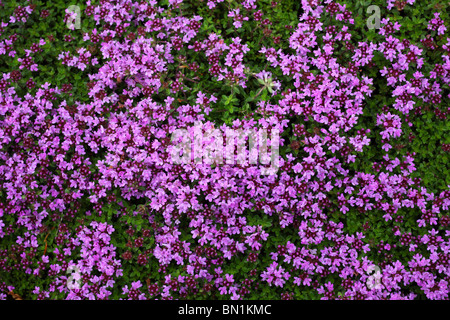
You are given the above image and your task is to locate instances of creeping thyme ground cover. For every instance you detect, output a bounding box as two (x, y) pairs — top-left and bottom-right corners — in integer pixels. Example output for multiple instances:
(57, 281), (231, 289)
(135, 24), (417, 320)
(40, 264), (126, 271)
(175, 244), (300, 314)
(0, 0), (449, 300)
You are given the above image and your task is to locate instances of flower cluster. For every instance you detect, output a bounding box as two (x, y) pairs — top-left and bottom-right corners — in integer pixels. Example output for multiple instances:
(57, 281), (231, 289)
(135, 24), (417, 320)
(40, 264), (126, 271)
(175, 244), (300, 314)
(0, 0), (449, 301)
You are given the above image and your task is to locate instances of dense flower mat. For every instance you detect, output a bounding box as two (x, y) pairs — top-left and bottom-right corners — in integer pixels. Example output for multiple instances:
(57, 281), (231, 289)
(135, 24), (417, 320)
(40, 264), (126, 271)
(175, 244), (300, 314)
(0, 0), (449, 300)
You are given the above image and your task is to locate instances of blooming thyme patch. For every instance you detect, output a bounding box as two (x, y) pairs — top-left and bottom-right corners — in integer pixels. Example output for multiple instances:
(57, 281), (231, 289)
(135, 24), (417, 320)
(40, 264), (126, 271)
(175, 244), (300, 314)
(0, 0), (449, 300)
